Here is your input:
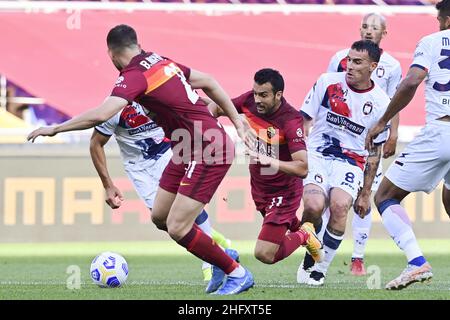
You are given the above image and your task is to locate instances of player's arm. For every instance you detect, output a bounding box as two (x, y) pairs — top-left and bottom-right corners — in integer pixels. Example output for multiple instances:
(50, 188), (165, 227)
(27, 96), (129, 142)
(207, 100), (226, 118)
(89, 130), (124, 209)
(366, 66), (427, 150)
(255, 150), (308, 178)
(354, 144), (382, 218)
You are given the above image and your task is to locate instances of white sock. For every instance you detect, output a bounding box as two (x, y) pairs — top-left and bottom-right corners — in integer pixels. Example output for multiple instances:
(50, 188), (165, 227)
(228, 265), (245, 278)
(352, 208), (372, 259)
(197, 217), (213, 237)
(317, 208), (331, 242)
(202, 261), (211, 270)
(315, 229), (344, 274)
(381, 204), (423, 262)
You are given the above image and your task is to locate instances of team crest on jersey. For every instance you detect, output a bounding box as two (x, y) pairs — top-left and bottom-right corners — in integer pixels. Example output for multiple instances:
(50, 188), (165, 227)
(363, 101), (373, 115)
(322, 83), (351, 117)
(267, 127), (276, 139)
(376, 66), (385, 78)
(314, 174), (323, 184)
(296, 128), (303, 138)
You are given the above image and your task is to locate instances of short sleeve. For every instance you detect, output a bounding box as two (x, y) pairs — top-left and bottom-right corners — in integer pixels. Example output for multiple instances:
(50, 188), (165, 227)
(284, 117), (307, 154)
(232, 91), (252, 113)
(300, 74), (325, 120)
(373, 124), (389, 146)
(387, 63), (402, 98)
(111, 70), (147, 103)
(175, 62), (191, 80)
(95, 111), (120, 136)
(327, 53), (340, 72)
(411, 36), (433, 73)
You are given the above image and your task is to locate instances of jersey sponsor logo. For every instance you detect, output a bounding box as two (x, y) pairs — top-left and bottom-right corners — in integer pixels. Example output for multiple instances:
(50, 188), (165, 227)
(115, 76), (124, 84)
(115, 75), (127, 89)
(326, 112), (365, 135)
(296, 128), (303, 138)
(363, 101), (373, 115)
(376, 66), (385, 78)
(322, 83), (351, 117)
(128, 122), (159, 135)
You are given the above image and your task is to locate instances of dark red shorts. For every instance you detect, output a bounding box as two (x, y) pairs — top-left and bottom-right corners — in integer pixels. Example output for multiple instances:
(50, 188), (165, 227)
(254, 189), (302, 230)
(159, 158), (232, 204)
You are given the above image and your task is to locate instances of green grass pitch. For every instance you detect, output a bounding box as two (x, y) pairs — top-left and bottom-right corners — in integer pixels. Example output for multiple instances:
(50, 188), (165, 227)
(0, 239), (449, 300)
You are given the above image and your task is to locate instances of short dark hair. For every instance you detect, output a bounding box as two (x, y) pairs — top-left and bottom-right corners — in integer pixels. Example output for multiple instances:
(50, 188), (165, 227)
(254, 68), (284, 93)
(436, 0), (450, 18)
(107, 24), (138, 52)
(351, 40), (381, 63)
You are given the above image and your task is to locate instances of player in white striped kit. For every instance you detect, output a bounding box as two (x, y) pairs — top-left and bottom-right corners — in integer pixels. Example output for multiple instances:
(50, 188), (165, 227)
(90, 102), (232, 281)
(325, 13), (402, 275)
(366, 0), (450, 290)
(297, 40), (390, 286)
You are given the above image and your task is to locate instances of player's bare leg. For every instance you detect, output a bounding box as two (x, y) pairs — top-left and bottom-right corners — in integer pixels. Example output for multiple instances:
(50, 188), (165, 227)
(164, 193), (252, 294)
(307, 188), (352, 286)
(374, 178), (432, 290)
(151, 187), (177, 231)
(254, 240), (281, 264)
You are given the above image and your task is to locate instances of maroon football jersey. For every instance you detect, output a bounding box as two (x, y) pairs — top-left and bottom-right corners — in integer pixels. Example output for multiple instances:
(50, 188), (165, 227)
(111, 51), (231, 163)
(232, 91), (306, 200)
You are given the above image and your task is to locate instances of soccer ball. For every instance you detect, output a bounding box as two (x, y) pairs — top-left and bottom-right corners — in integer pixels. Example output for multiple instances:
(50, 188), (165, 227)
(90, 252), (129, 288)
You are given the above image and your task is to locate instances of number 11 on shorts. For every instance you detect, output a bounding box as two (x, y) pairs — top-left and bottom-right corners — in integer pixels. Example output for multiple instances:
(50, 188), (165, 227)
(269, 196), (283, 209)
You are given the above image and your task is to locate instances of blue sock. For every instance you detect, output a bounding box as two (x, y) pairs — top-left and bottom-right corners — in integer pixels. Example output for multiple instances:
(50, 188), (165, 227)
(409, 256), (427, 267)
(195, 210), (208, 225)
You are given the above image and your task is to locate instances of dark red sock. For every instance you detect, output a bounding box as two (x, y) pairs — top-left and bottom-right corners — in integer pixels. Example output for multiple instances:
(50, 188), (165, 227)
(177, 224), (238, 274)
(273, 230), (308, 263)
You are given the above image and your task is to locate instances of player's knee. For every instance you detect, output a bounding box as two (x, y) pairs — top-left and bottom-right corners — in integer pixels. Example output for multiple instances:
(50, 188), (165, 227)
(329, 200), (349, 220)
(151, 214), (167, 231)
(167, 220), (191, 241)
(303, 199), (324, 217)
(254, 248), (275, 264)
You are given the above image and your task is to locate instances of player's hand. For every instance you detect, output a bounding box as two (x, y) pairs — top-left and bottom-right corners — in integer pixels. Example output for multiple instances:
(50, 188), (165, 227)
(354, 191), (371, 218)
(105, 185), (124, 209)
(27, 126), (57, 143)
(236, 115), (257, 149)
(382, 136), (397, 159)
(365, 121), (387, 153)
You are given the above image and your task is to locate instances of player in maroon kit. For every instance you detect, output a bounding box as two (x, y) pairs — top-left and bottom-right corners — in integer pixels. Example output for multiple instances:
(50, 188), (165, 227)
(27, 24), (253, 295)
(208, 68), (323, 266)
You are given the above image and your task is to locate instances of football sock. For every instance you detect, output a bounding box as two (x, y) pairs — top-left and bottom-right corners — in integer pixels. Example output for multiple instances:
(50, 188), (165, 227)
(195, 210), (212, 237)
(177, 224), (238, 274)
(273, 230), (308, 263)
(378, 199), (426, 265)
(317, 208), (330, 241)
(352, 207), (372, 259)
(315, 229), (343, 274)
(228, 265), (246, 278)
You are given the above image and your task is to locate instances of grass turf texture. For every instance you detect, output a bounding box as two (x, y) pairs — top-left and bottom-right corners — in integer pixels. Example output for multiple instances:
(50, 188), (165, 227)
(0, 239), (449, 300)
